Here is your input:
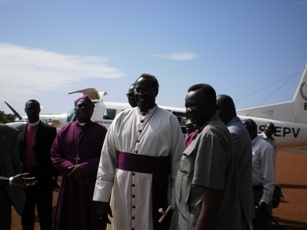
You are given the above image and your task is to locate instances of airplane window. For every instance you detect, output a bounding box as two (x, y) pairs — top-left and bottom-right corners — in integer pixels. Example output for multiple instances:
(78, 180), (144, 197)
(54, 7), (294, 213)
(103, 108), (117, 120)
(172, 111), (187, 127)
(66, 109), (75, 122)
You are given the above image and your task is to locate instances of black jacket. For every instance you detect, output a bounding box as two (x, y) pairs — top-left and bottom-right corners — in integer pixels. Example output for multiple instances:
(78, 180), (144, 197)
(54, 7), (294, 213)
(17, 121), (57, 189)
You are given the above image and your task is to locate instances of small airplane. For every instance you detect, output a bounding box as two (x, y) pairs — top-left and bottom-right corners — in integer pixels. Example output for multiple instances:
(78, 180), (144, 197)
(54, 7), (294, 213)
(5, 65), (307, 153)
(236, 66), (307, 153)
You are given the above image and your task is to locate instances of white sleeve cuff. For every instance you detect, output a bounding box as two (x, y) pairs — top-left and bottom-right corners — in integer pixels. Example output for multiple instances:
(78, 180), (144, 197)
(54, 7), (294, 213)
(9, 177), (14, 187)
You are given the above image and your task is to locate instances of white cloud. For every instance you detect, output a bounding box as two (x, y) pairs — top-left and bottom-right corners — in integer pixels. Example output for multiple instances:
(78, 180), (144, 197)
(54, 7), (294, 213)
(0, 42), (125, 99)
(156, 52), (197, 61)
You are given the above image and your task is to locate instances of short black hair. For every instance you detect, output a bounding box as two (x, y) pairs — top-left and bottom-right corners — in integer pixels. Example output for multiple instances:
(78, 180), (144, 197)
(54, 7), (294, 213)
(243, 118), (257, 131)
(25, 99), (40, 108)
(137, 73), (159, 90)
(243, 118), (258, 139)
(188, 83), (217, 109)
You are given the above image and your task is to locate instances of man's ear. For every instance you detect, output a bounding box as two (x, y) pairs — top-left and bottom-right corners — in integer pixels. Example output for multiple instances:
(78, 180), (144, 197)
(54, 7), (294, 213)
(154, 88), (159, 97)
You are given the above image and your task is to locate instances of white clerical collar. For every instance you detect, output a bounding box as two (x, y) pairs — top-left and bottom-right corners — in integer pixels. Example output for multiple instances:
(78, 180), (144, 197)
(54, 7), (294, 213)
(137, 104), (157, 115)
(259, 132), (268, 138)
(28, 120), (40, 127)
(76, 120), (86, 126)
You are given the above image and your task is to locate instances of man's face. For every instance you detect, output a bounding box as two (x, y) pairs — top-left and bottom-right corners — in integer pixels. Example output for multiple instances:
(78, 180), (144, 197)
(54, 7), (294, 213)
(25, 101), (40, 122)
(264, 123), (275, 137)
(127, 86), (137, 108)
(127, 93), (137, 108)
(134, 77), (156, 110)
(185, 90), (212, 129)
(74, 99), (94, 122)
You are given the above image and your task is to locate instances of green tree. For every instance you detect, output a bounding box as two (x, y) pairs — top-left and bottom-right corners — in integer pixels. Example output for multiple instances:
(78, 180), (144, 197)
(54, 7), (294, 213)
(0, 110), (16, 123)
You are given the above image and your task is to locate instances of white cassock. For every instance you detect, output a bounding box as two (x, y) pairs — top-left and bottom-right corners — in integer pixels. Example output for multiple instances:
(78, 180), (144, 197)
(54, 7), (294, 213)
(93, 105), (185, 230)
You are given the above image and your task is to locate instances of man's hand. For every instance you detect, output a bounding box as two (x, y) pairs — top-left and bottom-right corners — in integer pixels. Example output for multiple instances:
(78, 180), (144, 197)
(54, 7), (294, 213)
(255, 201), (269, 212)
(96, 201), (113, 225)
(12, 173), (37, 188)
(68, 165), (89, 184)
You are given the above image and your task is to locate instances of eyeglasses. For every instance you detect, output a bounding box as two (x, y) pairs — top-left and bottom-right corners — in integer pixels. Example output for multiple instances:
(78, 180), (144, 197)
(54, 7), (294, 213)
(133, 88), (154, 95)
(75, 103), (92, 110)
(126, 93), (134, 99)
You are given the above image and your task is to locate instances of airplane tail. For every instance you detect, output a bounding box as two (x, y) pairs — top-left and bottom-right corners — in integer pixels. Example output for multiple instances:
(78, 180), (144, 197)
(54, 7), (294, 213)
(237, 65), (307, 124)
(292, 66), (307, 124)
(68, 88), (101, 100)
(68, 88), (108, 101)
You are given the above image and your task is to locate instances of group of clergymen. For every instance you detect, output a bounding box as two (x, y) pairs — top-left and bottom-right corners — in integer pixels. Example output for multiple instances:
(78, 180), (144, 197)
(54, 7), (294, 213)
(0, 73), (277, 230)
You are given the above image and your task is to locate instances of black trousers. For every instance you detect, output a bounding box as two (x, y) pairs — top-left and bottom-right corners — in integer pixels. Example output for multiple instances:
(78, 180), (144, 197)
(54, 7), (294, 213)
(0, 186), (11, 230)
(22, 169), (53, 230)
(252, 187), (273, 230)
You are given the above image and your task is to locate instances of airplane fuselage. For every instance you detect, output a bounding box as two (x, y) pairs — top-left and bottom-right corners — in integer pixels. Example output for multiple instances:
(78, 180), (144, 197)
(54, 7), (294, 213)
(239, 115), (307, 153)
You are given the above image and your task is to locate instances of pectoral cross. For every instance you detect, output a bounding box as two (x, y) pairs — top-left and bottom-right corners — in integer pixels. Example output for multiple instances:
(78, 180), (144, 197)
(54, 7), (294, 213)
(158, 205), (171, 223)
(75, 156), (80, 164)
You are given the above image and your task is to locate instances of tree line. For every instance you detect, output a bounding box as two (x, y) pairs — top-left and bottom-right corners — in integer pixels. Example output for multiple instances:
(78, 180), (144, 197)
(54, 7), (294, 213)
(0, 110), (17, 123)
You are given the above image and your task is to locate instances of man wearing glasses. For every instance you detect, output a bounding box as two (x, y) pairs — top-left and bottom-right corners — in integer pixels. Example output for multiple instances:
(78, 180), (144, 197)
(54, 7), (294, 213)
(126, 83), (137, 108)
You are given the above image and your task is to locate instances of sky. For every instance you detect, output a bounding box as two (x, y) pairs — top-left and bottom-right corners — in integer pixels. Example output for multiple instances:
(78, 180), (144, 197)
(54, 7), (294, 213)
(1, 0), (307, 117)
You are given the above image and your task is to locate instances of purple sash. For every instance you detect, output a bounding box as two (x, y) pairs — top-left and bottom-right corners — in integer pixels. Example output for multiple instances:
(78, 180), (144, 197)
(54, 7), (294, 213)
(117, 152), (172, 230)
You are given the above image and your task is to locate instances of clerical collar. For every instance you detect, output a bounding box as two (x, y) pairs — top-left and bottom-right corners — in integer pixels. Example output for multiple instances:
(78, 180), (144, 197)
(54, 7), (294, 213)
(138, 103), (157, 114)
(28, 120), (40, 127)
(260, 132), (268, 138)
(76, 120), (86, 126)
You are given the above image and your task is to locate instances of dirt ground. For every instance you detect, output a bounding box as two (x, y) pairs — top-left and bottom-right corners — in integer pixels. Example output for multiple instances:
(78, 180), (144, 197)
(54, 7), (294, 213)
(272, 151), (307, 229)
(10, 151), (307, 230)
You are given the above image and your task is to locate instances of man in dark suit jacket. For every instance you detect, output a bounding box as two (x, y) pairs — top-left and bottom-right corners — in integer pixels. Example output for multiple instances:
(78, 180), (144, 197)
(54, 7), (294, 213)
(0, 123), (26, 230)
(17, 99), (57, 230)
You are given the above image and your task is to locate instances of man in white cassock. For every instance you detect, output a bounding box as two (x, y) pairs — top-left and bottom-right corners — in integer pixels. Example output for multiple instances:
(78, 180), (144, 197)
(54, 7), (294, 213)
(93, 74), (185, 230)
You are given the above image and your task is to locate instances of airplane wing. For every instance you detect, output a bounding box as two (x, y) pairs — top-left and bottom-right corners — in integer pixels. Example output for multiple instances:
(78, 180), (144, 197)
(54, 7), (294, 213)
(4, 101), (22, 120)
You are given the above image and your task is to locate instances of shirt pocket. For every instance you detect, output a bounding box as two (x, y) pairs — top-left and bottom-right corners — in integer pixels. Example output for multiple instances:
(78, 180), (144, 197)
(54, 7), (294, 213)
(179, 146), (195, 176)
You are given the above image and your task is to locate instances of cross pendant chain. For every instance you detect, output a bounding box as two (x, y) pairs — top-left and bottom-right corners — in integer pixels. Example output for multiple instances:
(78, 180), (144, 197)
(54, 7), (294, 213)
(75, 155), (80, 164)
(73, 124), (87, 165)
